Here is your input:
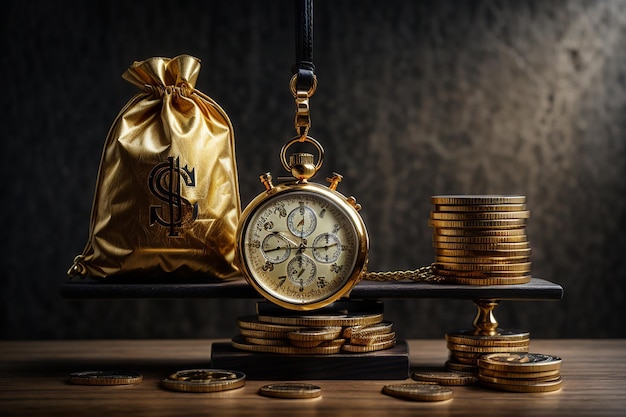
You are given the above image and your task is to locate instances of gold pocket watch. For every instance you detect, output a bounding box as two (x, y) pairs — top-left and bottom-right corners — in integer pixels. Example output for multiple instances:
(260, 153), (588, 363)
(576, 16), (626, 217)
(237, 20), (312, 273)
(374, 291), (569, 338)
(235, 135), (369, 311)
(235, 69), (437, 311)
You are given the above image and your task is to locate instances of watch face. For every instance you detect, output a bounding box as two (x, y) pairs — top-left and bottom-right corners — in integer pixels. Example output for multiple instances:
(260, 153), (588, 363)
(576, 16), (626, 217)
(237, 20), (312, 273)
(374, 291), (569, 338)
(238, 184), (367, 309)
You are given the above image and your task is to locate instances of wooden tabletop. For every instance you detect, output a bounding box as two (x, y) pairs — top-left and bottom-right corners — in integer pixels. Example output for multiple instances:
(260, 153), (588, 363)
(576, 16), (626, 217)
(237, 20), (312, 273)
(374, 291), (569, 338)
(1, 339), (624, 416)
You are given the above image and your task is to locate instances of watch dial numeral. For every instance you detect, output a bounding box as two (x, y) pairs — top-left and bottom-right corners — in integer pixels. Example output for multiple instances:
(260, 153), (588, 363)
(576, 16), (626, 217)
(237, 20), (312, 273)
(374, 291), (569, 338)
(276, 276), (287, 289)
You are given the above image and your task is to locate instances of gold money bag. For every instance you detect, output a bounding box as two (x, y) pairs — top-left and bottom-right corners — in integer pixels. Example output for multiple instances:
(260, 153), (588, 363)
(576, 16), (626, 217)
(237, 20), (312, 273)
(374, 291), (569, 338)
(68, 55), (241, 280)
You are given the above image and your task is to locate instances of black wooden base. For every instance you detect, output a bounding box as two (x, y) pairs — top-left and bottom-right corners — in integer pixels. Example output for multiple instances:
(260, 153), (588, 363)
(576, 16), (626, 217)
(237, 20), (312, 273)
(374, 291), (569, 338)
(210, 340), (410, 380)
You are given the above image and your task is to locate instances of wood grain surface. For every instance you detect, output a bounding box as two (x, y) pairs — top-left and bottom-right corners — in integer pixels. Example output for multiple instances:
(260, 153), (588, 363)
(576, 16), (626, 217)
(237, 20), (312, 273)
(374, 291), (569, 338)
(1, 339), (624, 416)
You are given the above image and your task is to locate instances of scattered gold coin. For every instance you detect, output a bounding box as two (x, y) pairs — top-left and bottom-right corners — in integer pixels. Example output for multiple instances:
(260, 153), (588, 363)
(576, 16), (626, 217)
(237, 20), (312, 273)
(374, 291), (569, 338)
(382, 383), (454, 402)
(68, 370), (143, 386)
(258, 383), (322, 399)
(412, 370), (478, 386)
(160, 369), (245, 393)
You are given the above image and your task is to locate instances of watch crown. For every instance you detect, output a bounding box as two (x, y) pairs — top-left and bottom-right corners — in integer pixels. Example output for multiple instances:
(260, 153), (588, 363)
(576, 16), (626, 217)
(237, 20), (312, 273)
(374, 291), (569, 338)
(289, 153), (317, 180)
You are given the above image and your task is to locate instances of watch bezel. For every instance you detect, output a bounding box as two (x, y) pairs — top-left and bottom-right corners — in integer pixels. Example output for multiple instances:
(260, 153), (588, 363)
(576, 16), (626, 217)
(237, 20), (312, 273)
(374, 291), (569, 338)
(235, 181), (369, 311)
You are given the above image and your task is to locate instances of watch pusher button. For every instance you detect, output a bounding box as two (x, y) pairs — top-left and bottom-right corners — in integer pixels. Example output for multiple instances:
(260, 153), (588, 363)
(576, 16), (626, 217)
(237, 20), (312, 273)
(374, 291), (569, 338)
(326, 172), (343, 191)
(347, 196), (362, 211)
(260, 172), (274, 191)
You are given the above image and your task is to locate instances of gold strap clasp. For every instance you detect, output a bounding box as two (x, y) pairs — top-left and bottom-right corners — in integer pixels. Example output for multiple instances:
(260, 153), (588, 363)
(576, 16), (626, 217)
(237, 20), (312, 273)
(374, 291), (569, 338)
(290, 74), (318, 139)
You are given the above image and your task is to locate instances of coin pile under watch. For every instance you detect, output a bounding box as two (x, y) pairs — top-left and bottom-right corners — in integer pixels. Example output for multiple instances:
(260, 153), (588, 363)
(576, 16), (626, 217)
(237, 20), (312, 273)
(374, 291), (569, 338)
(232, 312), (396, 354)
(444, 329), (530, 373)
(429, 195), (532, 285)
(478, 352), (563, 392)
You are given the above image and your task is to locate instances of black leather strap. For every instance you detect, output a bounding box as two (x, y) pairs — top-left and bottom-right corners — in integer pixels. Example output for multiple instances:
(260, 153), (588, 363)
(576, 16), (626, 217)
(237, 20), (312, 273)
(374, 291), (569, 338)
(293, 0), (315, 92)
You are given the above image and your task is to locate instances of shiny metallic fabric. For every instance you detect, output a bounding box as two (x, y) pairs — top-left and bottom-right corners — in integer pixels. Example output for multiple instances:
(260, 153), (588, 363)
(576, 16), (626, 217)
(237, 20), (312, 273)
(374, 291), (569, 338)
(69, 55), (241, 279)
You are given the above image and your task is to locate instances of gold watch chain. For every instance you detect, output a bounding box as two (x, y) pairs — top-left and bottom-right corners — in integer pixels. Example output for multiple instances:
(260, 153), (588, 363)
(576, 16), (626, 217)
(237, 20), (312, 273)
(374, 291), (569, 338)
(363, 264), (445, 282)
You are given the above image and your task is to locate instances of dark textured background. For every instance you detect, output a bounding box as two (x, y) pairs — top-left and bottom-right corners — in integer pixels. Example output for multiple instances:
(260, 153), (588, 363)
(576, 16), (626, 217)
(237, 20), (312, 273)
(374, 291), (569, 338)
(2, 0), (625, 340)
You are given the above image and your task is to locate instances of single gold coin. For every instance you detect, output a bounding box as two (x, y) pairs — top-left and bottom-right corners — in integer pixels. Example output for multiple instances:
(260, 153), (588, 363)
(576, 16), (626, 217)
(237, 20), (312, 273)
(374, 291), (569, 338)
(166, 369), (239, 382)
(257, 313), (384, 327)
(289, 339), (325, 348)
(382, 383), (454, 402)
(434, 227), (527, 237)
(435, 248), (532, 258)
(431, 195), (526, 205)
(237, 316), (307, 333)
(435, 255), (530, 264)
(288, 338), (346, 349)
(434, 268), (531, 278)
(447, 349), (484, 359)
(433, 233), (528, 243)
(244, 336), (290, 346)
(343, 321), (394, 338)
(68, 371), (143, 386)
(435, 261), (531, 272)
(429, 218), (527, 229)
(342, 339), (396, 353)
(412, 370), (478, 386)
(350, 331), (396, 346)
(434, 203), (527, 212)
(231, 336), (342, 355)
(433, 241), (530, 251)
(318, 338), (347, 348)
(479, 353), (562, 373)
(445, 359), (478, 373)
(239, 328), (289, 340)
(479, 367), (561, 380)
(480, 377), (563, 393)
(160, 369), (245, 393)
(449, 355), (481, 365)
(287, 327), (343, 342)
(447, 342), (529, 354)
(452, 352), (488, 361)
(430, 211), (530, 221)
(445, 330), (530, 346)
(444, 276), (532, 285)
(258, 383), (322, 399)
(447, 355), (487, 365)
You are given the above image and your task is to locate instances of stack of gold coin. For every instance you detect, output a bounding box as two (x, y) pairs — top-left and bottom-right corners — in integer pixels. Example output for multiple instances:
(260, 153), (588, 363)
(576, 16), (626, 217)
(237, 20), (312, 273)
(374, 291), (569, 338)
(444, 329), (530, 373)
(478, 352), (563, 392)
(429, 195), (532, 285)
(232, 312), (396, 354)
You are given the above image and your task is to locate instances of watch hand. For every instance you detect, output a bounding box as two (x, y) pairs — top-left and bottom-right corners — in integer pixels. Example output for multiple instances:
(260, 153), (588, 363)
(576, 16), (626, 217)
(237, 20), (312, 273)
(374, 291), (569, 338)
(264, 245), (289, 253)
(312, 243), (339, 250)
(271, 232), (300, 248)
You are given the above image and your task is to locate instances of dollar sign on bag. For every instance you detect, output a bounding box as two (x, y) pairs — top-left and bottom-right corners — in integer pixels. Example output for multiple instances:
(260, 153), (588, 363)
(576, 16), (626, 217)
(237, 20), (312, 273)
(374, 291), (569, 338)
(148, 156), (198, 237)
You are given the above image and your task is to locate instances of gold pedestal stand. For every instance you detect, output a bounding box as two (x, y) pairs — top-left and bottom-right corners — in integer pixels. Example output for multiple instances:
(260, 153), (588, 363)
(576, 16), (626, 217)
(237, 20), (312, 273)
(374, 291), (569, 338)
(472, 299), (501, 336)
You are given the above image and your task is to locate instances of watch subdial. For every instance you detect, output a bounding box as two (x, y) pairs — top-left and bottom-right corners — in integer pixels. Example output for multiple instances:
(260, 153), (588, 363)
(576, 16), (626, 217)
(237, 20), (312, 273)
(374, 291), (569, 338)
(312, 233), (342, 263)
(261, 233), (292, 264)
(287, 205), (317, 238)
(287, 255), (317, 291)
